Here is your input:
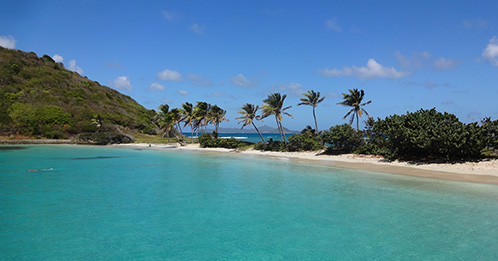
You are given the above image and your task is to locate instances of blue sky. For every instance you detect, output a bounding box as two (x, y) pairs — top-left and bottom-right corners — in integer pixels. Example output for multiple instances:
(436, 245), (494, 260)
(1, 0), (498, 131)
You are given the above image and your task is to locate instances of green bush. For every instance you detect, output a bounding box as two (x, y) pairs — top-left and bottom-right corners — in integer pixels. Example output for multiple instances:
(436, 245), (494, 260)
(198, 133), (249, 149)
(368, 108), (486, 161)
(482, 117), (498, 149)
(254, 140), (287, 152)
(321, 124), (363, 153)
(287, 134), (323, 151)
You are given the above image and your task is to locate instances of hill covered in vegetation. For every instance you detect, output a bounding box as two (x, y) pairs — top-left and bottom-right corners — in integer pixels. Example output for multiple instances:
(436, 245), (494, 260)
(0, 47), (156, 142)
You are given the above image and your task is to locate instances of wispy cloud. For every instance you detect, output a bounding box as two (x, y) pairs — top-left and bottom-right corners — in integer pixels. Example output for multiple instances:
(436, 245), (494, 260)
(0, 35), (16, 49)
(271, 82), (305, 96)
(112, 76), (132, 90)
(325, 18), (341, 32)
(319, 59), (410, 79)
(230, 73), (260, 88)
(189, 23), (205, 35)
(394, 51), (431, 69)
(433, 57), (461, 71)
(150, 82), (165, 91)
(105, 61), (123, 69)
(162, 10), (179, 21)
(482, 36), (498, 67)
(178, 89), (189, 95)
(68, 60), (83, 75)
(463, 18), (488, 29)
(403, 80), (438, 89)
(157, 69), (182, 81)
(187, 74), (212, 86)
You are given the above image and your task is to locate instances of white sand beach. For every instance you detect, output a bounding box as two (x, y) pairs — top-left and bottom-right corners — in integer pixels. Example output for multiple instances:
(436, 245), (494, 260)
(115, 143), (498, 185)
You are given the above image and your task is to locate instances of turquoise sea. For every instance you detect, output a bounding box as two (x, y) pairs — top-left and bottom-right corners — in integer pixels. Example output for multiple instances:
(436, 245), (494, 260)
(187, 133), (292, 143)
(1, 145), (498, 259)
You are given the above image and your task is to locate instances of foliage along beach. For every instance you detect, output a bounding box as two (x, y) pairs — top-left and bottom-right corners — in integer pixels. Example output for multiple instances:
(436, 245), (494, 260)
(1, 46), (498, 183)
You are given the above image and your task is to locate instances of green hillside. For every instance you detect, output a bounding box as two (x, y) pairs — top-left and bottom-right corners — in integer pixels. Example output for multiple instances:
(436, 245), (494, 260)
(0, 47), (156, 141)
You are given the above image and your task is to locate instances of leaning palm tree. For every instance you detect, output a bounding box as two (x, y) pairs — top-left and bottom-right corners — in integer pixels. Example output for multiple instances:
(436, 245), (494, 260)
(236, 103), (265, 143)
(261, 93), (293, 144)
(168, 108), (184, 141)
(297, 90), (325, 134)
(337, 88), (372, 131)
(209, 105), (229, 135)
(181, 102), (195, 143)
(193, 101), (211, 134)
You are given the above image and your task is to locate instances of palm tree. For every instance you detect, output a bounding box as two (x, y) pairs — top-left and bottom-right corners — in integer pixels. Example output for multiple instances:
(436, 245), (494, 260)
(297, 90), (325, 134)
(337, 88), (372, 131)
(261, 93), (293, 144)
(193, 101), (211, 134)
(168, 108), (184, 141)
(181, 102), (195, 143)
(158, 104), (173, 141)
(236, 103), (265, 143)
(209, 105), (229, 135)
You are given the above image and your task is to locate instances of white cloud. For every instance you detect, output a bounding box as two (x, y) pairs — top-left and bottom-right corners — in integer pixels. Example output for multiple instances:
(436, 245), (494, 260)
(162, 10), (178, 21)
(433, 57), (461, 71)
(161, 98), (172, 104)
(68, 60), (83, 74)
(272, 82), (305, 96)
(213, 92), (225, 97)
(52, 54), (63, 63)
(187, 73), (212, 86)
(189, 23), (205, 35)
(463, 18), (488, 29)
(105, 61), (123, 69)
(325, 18), (341, 32)
(319, 59), (410, 79)
(112, 76), (132, 90)
(0, 35), (16, 49)
(482, 36), (498, 67)
(150, 82), (165, 91)
(157, 69), (182, 81)
(394, 51), (431, 69)
(178, 89), (189, 95)
(230, 73), (259, 88)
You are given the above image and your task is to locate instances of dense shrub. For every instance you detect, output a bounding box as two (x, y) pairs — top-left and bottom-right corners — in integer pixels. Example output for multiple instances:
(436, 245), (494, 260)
(77, 124), (135, 145)
(254, 140), (287, 152)
(368, 108), (486, 161)
(321, 124), (363, 153)
(482, 117), (498, 149)
(198, 133), (250, 149)
(287, 133), (323, 151)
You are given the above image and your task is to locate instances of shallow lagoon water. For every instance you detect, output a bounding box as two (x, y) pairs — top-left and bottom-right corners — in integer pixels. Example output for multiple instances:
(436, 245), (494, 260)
(1, 145), (497, 259)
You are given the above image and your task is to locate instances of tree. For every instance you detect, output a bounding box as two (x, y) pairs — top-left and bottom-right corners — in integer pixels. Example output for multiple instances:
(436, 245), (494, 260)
(181, 102), (195, 143)
(298, 90), (325, 134)
(337, 88), (371, 131)
(236, 103), (265, 143)
(261, 93), (293, 145)
(157, 104), (173, 141)
(209, 105), (228, 135)
(193, 101), (211, 134)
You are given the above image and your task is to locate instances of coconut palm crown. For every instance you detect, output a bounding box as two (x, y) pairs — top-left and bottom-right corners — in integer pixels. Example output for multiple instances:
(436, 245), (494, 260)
(298, 90), (325, 134)
(337, 88), (372, 131)
(236, 103), (265, 143)
(261, 93), (293, 144)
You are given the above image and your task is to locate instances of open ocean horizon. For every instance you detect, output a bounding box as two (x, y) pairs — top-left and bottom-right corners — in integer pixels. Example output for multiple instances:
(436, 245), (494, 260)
(185, 133), (292, 143)
(1, 145), (498, 259)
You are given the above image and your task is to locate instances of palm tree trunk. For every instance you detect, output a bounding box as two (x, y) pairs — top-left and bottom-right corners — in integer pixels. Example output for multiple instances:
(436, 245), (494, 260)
(275, 116), (283, 142)
(313, 106), (318, 134)
(190, 123), (194, 144)
(279, 121), (288, 144)
(252, 122), (266, 143)
(356, 112), (359, 131)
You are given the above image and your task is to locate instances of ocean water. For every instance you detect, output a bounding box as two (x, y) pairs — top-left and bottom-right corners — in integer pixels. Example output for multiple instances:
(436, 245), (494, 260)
(187, 133), (291, 143)
(1, 145), (498, 260)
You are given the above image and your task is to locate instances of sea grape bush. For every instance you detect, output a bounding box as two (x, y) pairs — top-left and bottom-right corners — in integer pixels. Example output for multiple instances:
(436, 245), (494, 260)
(321, 124), (363, 153)
(364, 108), (486, 161)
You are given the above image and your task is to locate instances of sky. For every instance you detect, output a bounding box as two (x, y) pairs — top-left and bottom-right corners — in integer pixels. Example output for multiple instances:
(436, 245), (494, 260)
(1, 0), (498, 131)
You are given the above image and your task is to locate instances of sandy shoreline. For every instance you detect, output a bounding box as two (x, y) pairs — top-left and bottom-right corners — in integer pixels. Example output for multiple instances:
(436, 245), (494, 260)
(114, 143), (498, 186)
